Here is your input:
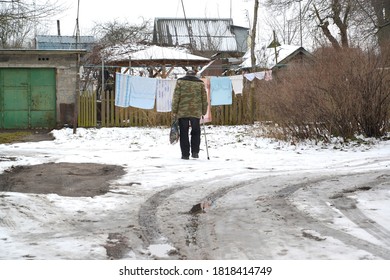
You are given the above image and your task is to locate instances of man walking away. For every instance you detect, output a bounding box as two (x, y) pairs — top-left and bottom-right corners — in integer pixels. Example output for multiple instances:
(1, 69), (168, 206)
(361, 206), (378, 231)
(172, 70), (208, 160)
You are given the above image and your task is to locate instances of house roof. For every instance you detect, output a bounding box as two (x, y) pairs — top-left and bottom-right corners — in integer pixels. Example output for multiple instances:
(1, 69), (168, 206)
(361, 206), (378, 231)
(35, 35), (95, 50)
(240, 44), (311, 70)
(107, 45), (210, 67)
(0, 49), (87, 56)
(153, 18), (248, 53)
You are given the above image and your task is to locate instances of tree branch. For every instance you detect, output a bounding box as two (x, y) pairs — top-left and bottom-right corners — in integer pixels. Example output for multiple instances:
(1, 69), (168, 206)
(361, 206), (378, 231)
(313, 3), (342, 49)
(331, 0), (350, 48)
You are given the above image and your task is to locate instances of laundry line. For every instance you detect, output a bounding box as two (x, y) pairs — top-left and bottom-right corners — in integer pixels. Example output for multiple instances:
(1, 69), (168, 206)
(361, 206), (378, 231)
(114, 70), (273, 112)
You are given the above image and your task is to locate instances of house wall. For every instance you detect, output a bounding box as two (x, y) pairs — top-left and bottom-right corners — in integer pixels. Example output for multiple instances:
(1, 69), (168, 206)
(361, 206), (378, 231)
(231, 26), (249, 53)
(0, 51), (83, 127)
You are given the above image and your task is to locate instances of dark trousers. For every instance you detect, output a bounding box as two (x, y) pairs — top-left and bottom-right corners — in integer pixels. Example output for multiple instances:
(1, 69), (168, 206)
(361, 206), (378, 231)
(178, 117), (201, 157)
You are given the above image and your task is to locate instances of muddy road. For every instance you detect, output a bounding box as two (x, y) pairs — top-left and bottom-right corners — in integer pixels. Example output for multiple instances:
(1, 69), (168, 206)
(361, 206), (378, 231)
(138, 170), (390, 260)
(1, 162), (389, 260)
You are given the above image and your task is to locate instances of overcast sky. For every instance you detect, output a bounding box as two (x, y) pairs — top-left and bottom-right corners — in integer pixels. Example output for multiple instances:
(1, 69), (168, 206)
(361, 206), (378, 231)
(51, 0), (257, 36)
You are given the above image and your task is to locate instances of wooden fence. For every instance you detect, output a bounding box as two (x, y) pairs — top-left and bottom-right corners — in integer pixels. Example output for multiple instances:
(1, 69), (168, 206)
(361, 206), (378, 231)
(78, 91), (97, 127)
(78, 87), (256, 128)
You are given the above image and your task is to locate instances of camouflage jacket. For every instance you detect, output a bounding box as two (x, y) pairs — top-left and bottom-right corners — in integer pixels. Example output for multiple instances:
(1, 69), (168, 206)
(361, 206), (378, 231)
(171, 76), (208, 118)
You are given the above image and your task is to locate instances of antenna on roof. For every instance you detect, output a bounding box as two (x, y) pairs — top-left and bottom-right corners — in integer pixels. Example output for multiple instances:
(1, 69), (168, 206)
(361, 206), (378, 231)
(267, 30), (281, 64)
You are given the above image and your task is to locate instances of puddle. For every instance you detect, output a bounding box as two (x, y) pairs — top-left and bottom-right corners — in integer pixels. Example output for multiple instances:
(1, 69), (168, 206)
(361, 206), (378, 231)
(148, 243), (177, 258)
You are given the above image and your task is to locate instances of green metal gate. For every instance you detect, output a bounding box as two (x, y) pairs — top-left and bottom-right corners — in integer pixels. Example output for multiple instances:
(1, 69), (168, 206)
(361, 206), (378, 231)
(0, 68), (56, 129)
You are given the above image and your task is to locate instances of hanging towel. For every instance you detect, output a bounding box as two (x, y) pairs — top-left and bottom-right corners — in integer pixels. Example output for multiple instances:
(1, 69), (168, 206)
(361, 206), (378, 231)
(244, 73), (256, 81)
(254, 71), (266, 80)
(156, 79), (177, 112)
(244, 71), (271, 81)
(201, 78), (212, 123)
(115, 73), (132, 107)
(229, 75), (244, 95)
(129, 76), (157, 110)
(210, 76), (232, 106)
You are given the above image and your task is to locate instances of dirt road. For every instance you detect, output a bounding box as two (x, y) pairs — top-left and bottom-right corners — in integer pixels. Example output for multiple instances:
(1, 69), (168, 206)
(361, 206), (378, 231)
(1, 161), (389, 260)
(138, 170), (390, 260)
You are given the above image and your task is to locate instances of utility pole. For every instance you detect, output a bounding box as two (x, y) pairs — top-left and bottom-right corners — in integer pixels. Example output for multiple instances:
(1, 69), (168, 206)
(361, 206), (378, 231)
(250, 0), (259, 70)
(250, 0), (259, 124)
(230, 0), (232, 19)
(75, 0), (80, 49)
(73, 0), (81, 134)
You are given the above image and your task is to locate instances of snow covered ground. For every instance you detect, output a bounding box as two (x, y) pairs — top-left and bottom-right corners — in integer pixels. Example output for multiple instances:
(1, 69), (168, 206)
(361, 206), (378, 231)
(0, 124), (389, 262)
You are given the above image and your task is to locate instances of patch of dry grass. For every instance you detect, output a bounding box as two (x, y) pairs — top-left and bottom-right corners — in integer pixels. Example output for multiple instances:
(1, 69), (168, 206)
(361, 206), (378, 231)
(0, 131), (32, 144)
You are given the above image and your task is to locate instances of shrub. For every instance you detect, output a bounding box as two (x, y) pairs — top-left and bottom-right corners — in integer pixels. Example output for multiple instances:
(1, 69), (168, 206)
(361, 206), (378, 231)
(258, 46), (390, 141)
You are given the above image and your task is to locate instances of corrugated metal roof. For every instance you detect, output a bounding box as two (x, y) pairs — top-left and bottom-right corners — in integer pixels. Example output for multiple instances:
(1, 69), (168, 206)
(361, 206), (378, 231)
(35, 35), (95, 50)
(153, 18), (247, 53)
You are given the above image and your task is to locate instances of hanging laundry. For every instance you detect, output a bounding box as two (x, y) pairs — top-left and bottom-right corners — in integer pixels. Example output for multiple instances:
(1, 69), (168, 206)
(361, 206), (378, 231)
(129, 76), (157, 110)
(229, 75), (244, 95)
(201, 78), (212, 123)
(254, 72), (265, 80)
(264, 70), (273, 81)
(243, 71), (272, 81)
(210, 76), (233, 106)
(115, 74), (158, 109)
(243, 73), (256, 81)
(155, 79), (177, 112)
(115, 73), (131, 107)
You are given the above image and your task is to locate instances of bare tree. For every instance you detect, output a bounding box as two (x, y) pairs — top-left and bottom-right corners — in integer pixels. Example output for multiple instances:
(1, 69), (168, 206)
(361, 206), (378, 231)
(0, 0), (63, 48)
(80, 19), (152, 93)
(92, 19), (152, 47)
(263, 6), (301, 45)
(356, 0), (390, 51)
(86, 18), (152, 70)
(264, 0), (387, 49)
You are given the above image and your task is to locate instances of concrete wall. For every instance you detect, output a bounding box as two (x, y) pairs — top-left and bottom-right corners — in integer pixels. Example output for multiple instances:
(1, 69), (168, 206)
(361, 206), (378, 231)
(0, 50), (85, 127)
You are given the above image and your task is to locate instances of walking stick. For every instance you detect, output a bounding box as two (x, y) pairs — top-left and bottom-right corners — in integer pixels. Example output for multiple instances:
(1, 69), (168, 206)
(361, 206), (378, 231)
(202, 116), (210, 160)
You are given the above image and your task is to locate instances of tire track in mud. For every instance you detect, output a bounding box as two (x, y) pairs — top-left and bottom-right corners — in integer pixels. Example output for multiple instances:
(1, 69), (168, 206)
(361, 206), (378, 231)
(137, 176), (249, 258)
(138, 186), (187, 245)
(272, 172), (390, 259)
(137, 171), (390, 259)
(330, 175), (390, 248)
(334, 196), (390, 247)
(0, 217), (16, 229)
(270, 172), (390, 259)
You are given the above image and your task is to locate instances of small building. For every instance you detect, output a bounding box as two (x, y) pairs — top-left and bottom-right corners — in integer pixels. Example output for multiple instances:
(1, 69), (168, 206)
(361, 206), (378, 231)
(153, 18), (249, 75)
(240, 44), (312, 73)
(0, 49), (86, 129)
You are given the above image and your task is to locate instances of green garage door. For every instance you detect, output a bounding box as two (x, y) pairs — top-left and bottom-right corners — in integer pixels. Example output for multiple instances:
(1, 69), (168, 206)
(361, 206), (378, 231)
(0, 68), (56, 129)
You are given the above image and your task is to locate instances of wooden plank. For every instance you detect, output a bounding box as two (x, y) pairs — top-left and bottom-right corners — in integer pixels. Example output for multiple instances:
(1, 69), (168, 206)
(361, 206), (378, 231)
(92, 92), (97, 126)
(110, 93), (115, 125)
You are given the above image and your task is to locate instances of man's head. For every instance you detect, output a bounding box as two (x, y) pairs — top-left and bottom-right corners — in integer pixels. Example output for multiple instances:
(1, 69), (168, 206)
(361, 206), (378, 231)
(186, 70), (196, 76)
